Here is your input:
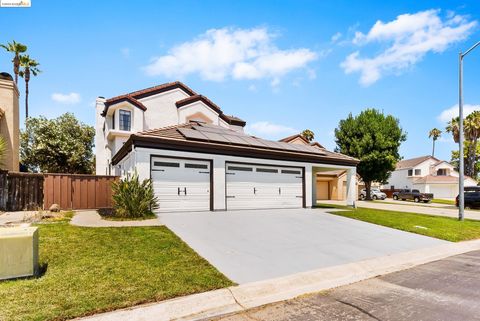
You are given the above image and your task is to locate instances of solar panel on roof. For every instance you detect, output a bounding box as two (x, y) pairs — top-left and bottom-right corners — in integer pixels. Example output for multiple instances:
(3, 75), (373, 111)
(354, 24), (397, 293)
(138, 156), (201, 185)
(240, 136), (268, 147)
(178, 128), (209, 141)
(200, 131), (230, 143)
(193, 125), (244, 136)
(223, 134), (251, 145)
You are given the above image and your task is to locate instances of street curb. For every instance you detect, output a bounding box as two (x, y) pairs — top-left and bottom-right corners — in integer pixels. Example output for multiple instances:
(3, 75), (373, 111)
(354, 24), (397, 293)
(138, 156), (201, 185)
(77, 239), (480, 321)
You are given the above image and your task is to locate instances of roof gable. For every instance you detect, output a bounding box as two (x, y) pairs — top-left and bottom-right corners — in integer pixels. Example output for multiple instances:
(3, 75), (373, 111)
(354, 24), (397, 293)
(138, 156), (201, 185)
(396, 155), (440, 170)
(279, 134), (310, 145)
(101, 81), (197, 116)
(176, 94), (246, 127)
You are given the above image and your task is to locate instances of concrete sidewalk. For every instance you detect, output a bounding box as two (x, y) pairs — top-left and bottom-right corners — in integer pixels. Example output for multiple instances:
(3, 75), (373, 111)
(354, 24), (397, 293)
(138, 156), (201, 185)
(322, 200), (480, 220)
(78, 238), (480, 321)
(0, 211), (37, 225)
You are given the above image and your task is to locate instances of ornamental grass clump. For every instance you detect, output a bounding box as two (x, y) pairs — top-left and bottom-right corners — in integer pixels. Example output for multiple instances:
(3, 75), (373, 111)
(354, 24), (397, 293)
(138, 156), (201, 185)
(111, 172), (159, 218)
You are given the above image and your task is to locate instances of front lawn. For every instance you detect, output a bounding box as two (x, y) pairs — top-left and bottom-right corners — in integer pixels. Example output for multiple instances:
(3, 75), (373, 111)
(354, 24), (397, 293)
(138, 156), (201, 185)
(431, 199), (456, 205)
(0, 222), (233, 321)
(325, 207), (480, 242)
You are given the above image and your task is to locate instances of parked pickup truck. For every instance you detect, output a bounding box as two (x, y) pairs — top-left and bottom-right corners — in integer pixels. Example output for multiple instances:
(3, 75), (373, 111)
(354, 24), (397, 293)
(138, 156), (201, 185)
(392, 189), (434, 203)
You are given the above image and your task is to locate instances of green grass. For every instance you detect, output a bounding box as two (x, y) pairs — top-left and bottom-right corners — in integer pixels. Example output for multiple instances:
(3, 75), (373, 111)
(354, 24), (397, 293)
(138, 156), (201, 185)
(431, 199), (456, 205)
(327, 207), (480, 242)
(0, 222), (233, 321)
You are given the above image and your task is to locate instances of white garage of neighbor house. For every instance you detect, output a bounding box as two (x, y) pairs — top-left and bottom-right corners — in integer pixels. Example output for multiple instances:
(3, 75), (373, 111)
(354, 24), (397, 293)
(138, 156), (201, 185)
(382, 155), (477, 199)
(95, 81), (359, 212)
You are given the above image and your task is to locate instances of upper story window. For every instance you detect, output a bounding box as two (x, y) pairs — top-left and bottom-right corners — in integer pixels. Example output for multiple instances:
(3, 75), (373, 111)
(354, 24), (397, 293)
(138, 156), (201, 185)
(119, 109), (131, 131)
(437, 168), (448, 176)
(408, 169), (413, 176)
(414, 169), (421, 176)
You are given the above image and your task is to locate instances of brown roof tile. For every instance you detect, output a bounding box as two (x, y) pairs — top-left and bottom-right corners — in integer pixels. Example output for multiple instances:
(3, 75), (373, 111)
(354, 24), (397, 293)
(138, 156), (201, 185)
(396, 156), (439, 170)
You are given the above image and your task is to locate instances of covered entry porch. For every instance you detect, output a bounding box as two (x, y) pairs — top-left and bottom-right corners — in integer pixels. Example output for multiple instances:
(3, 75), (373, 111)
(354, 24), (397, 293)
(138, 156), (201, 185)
(312, 165), (357, 207)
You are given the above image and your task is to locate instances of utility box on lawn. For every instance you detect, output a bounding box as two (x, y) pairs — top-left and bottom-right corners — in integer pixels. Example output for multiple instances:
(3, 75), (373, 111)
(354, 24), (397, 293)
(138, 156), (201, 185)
(0, 226), (39, 280)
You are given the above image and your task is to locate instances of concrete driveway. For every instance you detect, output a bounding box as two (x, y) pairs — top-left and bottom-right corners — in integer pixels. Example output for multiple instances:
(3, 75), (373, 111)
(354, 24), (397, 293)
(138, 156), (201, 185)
(159, 208), (446, 284)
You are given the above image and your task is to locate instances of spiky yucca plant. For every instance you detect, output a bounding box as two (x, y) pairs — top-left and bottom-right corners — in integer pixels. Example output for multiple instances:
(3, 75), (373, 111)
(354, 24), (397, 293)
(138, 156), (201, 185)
(111, 172), (159, 218)
(0, 137), (6, 169)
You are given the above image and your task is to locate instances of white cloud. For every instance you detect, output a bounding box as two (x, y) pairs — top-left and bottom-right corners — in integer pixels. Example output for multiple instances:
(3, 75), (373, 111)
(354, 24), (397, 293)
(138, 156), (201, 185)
(121, 48), (130, 58)
(437, 104), (480, 122)
(331, 32), (342, 43)
(341, 9), (477, 86)
(51, 92), (81, 104)
(143, 27), (318, 85)
(245, 121), (297, 139)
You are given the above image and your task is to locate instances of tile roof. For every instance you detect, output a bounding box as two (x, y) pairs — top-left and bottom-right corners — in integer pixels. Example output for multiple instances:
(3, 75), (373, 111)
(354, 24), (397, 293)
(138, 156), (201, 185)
(396, 156), (439, 170)
(101, 82), (246, 126)
(414, 175), (461, 184)
(175, 94), (246, 126)
(101, 81), (197, 116)
(112, 122), (359, 166)
(279, 133), (310, 144)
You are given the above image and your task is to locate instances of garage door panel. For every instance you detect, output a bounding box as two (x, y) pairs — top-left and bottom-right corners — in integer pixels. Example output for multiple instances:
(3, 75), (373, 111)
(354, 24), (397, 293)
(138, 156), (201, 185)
(151, 157), (211, 213)
(226, 163), (303, 210)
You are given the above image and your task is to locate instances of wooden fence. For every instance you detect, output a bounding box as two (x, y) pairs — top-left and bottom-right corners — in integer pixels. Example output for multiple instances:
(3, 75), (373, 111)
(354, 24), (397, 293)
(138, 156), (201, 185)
(44, 174), (118, 210)
(0, 172), (117, 211)
(0, 171), (44, 211)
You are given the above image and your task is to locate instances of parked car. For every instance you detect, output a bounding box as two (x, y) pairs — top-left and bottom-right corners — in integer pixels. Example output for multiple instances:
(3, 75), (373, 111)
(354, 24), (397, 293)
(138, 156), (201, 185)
(392, 189), (433, 203)
(359, 188), (387, 200)
(456, 186), (480, 209)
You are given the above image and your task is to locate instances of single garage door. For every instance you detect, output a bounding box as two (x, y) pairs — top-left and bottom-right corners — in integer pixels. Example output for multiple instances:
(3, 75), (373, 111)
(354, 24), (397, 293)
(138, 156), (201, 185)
(151, 157), (211, 212)
(429, 184), (457, 199)
(226, 163), (303, 210)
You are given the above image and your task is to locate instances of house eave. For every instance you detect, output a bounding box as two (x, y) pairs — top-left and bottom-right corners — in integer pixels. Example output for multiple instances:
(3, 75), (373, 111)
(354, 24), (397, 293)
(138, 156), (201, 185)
(111, 135), (360, 167)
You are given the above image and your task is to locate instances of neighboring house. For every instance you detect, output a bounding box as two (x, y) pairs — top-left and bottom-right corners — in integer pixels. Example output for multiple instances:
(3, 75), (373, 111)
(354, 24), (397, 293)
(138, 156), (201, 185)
(382, 155), (477, 199)
(279, 133), (349, 201)
(95, 81), (359, 212)
(0, 72), (19, 171)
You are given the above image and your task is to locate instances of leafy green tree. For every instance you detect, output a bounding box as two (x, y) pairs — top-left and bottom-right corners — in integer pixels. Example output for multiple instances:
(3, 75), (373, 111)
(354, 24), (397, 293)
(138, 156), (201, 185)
(428, 128), (442, 157)
(19, 55), (41, 118)
(451, 142), (480, 180)
(20, 113), (95, 173)
(335, 109), (406, 200)
(0, 40), (27, 84)
(301, 129), (314, 142)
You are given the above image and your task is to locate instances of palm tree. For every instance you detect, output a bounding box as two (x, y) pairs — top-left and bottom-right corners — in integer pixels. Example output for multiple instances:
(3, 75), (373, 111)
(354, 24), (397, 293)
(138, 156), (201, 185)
(18, 55), (40, 119)
(446, 117), (460, 143)
(301, 129), (314, 142)
(0, 40), (27, 84)
(428, 128), (442, 157)
(464, 111), (480, 177)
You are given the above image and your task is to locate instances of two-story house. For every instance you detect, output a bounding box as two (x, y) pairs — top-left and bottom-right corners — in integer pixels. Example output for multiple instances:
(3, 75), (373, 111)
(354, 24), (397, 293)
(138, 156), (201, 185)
(95, 81), (359, 212)
(383, 155), (477, 199)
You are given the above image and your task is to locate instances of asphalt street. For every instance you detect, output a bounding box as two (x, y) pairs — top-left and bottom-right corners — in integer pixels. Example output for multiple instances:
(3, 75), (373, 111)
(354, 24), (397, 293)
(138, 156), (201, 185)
(206, 250), (480, 321)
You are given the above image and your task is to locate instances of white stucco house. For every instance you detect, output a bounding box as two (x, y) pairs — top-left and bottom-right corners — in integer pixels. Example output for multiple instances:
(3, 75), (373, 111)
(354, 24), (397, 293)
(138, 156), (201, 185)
(95, 81), (359, 212)
(382, 155), (477, 199)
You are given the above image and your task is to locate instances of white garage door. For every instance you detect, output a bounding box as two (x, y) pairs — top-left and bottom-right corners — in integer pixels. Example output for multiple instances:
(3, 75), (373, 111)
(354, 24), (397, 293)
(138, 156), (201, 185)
(226, 163), (303, 210)
(429, 184), (457, 199)
(151, 157), (211, 212)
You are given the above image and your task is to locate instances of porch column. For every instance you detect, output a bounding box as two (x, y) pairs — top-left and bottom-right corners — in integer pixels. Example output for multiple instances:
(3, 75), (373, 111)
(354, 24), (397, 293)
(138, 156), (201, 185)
(346, 167), (357, 207)
(310, 167), (318, 207)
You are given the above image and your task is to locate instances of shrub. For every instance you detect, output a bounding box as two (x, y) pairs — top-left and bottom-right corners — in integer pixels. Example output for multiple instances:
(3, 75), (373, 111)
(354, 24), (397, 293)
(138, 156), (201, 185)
(111, 172), (159, 218)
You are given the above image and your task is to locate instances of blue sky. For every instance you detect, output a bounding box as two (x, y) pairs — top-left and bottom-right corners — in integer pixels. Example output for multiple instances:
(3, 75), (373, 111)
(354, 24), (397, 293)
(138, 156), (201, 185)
(1, 0), (480, 161)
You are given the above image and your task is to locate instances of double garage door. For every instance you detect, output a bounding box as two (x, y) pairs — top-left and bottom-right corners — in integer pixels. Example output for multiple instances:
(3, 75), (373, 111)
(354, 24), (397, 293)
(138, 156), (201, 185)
(151, 157), (304, 212)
